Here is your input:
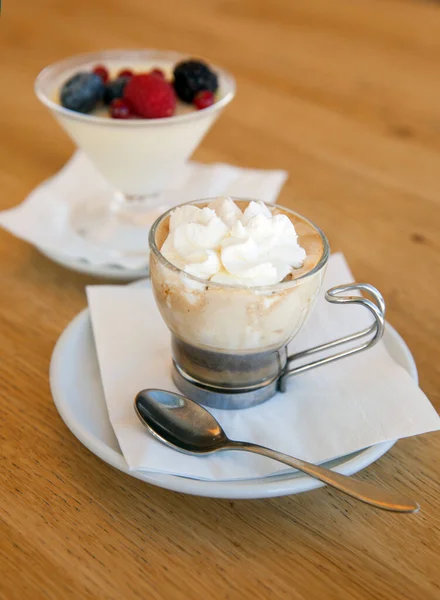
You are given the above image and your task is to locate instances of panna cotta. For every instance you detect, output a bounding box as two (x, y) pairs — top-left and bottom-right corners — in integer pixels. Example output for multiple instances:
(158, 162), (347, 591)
(35, 50), (236, 196)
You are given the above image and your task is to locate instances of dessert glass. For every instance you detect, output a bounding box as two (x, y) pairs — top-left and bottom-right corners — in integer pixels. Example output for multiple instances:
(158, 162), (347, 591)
(35, 49), (236, 259)
(149, 199), (386, 409)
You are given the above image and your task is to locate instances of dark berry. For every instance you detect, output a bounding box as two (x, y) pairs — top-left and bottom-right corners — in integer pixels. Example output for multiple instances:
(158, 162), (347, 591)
(151, 68), (165, 79)
(60, 72), (105, 113)
(117, 69), (133, 79)
(110, 98), (132, 119)
(194, 90), (215, 110)
(173, 60), (218, 103)
(93, 65), (109, 83)
(103, 76), (130, 105)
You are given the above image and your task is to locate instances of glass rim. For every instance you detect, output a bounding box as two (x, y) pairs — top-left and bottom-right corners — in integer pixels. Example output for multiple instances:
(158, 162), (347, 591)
(35, 48), (236, 128)
(149, 197), (330, 291)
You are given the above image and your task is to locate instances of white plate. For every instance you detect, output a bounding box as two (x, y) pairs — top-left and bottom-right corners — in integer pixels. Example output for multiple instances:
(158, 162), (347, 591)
(38, 246), (149, 281)
(50, 310), (418, 499)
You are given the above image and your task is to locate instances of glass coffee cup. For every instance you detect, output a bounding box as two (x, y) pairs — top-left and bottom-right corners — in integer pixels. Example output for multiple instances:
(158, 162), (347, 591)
(149, 199), (385, 409)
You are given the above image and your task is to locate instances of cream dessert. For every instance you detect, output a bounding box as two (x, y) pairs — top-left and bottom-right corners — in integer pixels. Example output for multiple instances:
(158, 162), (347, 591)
(35, 50), (235, 196)
(149, 198), (327, 365)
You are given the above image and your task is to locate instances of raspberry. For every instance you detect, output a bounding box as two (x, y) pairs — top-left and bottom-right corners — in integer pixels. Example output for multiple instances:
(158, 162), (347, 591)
(194, 90), (215, 110)
(93, 65), (109, 83)
(124, 73), (176, 118)
(173, 60), (218, 103)
(109, 98), (132, 119)
(117, 69), (133, 79)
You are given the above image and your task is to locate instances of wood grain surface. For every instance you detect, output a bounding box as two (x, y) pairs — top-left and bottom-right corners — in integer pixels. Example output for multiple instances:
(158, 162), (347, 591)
(1, 1), (440, 598)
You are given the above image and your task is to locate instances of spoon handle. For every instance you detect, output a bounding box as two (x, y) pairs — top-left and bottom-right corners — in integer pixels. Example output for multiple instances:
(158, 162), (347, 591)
(227, 441), (419, 513)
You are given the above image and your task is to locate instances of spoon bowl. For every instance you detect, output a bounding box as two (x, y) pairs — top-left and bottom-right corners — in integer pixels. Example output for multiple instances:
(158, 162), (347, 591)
(134, 389), (228, 454)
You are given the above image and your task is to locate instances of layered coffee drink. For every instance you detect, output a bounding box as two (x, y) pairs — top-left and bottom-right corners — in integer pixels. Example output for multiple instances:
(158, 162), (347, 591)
(149, 198), (328, 395)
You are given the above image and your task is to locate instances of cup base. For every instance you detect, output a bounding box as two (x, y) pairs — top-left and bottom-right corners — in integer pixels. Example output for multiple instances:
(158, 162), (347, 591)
(171, 335), (288, 390)
(172, 361), (280, 410)
(70, 191), (173, 259)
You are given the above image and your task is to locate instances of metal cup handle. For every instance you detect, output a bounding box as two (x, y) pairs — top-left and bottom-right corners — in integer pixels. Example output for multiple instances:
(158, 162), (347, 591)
(279, 283), (386, 392)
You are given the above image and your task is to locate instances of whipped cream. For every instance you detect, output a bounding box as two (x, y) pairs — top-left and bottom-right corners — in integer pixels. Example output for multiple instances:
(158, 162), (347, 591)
(161, 198), (306, 286)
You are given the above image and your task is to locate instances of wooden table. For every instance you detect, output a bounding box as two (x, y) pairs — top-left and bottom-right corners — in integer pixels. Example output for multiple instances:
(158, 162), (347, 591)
(1, 1), (439, 598)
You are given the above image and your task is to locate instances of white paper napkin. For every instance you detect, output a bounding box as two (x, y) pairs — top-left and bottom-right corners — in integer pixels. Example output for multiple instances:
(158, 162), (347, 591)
(0, 152), (287, 270)
(87, 254), (440, 480)
(86, 253), (440, 480)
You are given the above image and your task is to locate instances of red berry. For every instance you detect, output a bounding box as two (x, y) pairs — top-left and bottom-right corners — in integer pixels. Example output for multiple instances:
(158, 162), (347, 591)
(93, 65), (109, 83)
(110, 98), (132, 119)
(124, 74), (176, 119)
(117, 69), (134, 79)
(194, 90), (215, 110)
(151, 68), (165, 79)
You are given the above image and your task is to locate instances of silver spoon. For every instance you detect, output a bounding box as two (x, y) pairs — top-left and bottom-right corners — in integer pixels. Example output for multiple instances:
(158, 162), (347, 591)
(134, 389), (419, 513)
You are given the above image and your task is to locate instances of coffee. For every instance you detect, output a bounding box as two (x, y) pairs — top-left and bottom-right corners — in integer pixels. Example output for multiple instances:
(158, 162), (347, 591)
(148, 199), (385, 409)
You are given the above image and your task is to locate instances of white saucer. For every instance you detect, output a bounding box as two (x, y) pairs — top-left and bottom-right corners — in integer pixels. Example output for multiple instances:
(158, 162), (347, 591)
(49, 303), (418, 499)
(38, 246), (149, 281)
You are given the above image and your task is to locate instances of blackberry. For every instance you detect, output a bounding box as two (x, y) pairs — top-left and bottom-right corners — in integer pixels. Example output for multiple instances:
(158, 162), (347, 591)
(173, 60), (218, 103)
(103, 76), (130, 105)
(60, 72), (105, 114)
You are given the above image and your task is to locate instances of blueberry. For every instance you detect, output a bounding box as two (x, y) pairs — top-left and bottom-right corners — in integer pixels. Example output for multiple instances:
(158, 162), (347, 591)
(60, 72), (105, 114)
(173, 60), (218, 103)
(103, 76), (130, 105)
